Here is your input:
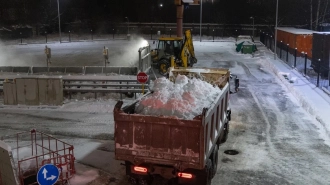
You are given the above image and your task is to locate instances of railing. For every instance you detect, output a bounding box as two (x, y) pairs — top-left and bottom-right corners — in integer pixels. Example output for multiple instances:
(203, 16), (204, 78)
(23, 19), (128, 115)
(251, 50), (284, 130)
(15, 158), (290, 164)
(1, 129), (75, 185)
(138, 45), (151, 73)
(63, 77), (150, 99)
(0, 76), (150, 99)
(0, 66), (138, 75)
(260, 32), (330, 94)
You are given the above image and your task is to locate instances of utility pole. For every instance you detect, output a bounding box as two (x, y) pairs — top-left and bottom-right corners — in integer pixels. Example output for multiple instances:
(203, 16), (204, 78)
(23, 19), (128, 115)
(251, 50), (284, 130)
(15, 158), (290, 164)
(274, 0), (279, 60)
(57, 0), (62, 43)
(200, 0), (203, 42)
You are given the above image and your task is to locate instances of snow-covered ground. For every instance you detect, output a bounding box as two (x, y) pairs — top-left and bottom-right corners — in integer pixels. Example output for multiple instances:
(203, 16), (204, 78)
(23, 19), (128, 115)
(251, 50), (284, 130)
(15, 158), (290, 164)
(0, 36), (330, 185)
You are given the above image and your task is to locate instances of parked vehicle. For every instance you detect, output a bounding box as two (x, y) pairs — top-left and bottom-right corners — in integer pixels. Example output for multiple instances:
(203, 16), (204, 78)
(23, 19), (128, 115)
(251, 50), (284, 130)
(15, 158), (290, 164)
(114, 67), (231, 185)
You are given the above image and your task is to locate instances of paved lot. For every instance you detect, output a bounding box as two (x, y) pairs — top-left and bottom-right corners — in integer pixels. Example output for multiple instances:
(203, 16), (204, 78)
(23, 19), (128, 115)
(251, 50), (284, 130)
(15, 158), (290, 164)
(0, 40), (329, 185)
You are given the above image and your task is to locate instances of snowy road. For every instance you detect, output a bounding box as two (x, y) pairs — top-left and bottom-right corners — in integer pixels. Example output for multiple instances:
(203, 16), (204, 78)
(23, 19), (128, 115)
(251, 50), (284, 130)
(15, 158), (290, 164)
(0, 39), (330, 185)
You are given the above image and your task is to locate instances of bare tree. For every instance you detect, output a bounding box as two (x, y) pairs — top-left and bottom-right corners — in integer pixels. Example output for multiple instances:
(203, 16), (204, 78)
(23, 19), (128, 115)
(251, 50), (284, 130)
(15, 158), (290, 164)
(322, 0), (329, 23)
(314, 0), (321, 30)
(311, 0), (313, 30)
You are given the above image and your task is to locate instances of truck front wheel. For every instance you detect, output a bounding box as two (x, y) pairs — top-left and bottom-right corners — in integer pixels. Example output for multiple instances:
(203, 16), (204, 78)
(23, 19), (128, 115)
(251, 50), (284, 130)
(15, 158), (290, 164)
(220, 122), (229, 144)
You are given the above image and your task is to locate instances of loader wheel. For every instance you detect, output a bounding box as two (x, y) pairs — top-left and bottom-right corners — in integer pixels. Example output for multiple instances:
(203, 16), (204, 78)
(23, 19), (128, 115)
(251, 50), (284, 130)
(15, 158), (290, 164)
(158, 59), (170, 76)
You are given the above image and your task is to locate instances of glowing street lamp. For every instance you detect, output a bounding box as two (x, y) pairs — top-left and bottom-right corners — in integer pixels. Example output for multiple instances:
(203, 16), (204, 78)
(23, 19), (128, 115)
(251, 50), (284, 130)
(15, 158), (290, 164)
(250, 17), (254, 39)
(200, 0), (203, 42)
(125, 17), (129, 35)
(274, 0), (279, 60)
(57, 0), (62, 43)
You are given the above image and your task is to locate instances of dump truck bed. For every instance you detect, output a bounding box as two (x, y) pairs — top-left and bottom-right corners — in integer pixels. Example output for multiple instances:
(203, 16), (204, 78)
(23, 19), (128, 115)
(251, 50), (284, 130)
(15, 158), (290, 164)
(114, 67), (230, 171)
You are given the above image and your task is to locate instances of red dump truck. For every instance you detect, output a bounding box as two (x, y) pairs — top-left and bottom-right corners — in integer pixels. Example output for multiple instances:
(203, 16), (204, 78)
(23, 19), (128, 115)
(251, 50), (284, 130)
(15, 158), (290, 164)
(114, 67), (231, 185)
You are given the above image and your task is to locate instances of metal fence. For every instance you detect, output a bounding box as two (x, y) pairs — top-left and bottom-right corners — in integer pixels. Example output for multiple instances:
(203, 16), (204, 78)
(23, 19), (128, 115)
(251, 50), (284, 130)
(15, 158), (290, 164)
(138, 45), (151, 73)
(1, 129), (75, 185)
(1, 22), (277, 44)
(260, 32), (330, 91)
(0, 66), (138, 75)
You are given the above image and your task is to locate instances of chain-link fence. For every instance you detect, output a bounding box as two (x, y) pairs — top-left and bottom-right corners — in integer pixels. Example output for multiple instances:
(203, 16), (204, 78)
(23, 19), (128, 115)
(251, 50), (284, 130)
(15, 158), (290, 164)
(260, 32), (330, 91)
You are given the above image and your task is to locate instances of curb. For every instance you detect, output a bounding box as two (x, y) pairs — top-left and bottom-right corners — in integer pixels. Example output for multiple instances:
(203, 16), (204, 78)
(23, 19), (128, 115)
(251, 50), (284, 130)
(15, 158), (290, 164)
(260, 56), (330, 137)
(263, 59), (316, 116)
(322, 87), (330, 96)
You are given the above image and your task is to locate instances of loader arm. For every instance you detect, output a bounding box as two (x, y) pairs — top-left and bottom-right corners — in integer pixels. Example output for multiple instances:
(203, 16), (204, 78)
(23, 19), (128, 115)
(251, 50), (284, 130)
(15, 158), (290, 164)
(181, 30), (197, 67)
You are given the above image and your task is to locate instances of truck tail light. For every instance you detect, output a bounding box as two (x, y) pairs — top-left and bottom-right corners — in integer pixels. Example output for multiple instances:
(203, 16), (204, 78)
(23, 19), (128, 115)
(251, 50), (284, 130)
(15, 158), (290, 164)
(178, 172), (193, 179)
(133, 166), (148, 173)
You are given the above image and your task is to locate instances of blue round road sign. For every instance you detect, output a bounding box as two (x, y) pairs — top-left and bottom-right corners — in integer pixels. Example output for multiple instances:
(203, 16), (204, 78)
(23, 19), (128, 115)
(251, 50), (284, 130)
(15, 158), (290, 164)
(37, 164), (60, 185)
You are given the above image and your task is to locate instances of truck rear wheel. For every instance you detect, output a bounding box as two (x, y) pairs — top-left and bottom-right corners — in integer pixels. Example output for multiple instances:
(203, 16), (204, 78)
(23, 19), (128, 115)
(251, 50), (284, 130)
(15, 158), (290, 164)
(128, 176), (152, 185)
(129, 176), (138, 185)
(204, 159), (212, 185)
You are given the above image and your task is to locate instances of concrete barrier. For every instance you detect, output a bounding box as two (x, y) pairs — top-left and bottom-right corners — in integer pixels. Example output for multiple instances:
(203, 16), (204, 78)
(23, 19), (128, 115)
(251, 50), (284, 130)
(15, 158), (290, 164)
(65, 67), (84, 74)
(117, 66), (138, 75)
(0, 66), (14, 72)
(0, 66), (137, 75)
(32, 66), (84, 74)
(12, 67), (31, 73)
(84, 66), (103, 74)
(31, 67), (49, 74)
(49, 67), (66, 73)
(103, 66), (138, 75)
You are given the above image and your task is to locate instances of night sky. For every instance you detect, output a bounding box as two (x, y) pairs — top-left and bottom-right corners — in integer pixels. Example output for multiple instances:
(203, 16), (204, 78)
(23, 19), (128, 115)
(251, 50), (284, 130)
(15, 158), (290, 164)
(0, 0), (329, 30)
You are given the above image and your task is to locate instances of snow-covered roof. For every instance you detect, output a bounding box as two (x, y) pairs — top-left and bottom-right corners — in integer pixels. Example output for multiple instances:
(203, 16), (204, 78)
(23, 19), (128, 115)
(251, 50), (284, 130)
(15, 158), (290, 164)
(277, 27), (316, 35)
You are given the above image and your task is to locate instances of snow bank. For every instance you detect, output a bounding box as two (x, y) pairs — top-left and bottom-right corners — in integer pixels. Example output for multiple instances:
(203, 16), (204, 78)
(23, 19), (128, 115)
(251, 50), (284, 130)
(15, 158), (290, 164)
(135, 75), (221, 120)
(259, 57), (317, 117)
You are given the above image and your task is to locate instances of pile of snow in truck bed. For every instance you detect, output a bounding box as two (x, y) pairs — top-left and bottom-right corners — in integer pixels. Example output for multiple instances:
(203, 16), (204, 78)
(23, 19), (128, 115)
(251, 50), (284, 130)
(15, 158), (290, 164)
(135, 75), (221, 120)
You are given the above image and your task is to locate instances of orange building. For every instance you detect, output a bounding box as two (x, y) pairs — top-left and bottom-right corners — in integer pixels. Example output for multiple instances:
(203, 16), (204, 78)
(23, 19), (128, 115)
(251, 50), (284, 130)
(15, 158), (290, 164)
(276, 27), (316, 59)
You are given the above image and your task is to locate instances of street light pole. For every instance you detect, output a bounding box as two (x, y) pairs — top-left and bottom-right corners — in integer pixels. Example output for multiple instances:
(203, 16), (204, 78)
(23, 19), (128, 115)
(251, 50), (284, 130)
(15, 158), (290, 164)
(57, 0), (62, 43)
(125, 17), (129, 34)
(199, 0), (203, 42)
(250, 17), (254, 39)
(274, 0), (279, 60)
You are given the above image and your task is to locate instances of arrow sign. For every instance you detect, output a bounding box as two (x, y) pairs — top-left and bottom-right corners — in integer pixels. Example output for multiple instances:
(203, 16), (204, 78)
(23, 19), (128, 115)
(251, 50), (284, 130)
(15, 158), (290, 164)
(46, 175), (57, 181)
(42, 168), (47, 179)
(37, 164), (60, 185)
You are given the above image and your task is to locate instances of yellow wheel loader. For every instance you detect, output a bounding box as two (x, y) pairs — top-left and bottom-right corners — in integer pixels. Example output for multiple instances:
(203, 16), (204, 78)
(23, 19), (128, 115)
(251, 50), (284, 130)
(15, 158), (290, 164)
(151, 29), (197, 76)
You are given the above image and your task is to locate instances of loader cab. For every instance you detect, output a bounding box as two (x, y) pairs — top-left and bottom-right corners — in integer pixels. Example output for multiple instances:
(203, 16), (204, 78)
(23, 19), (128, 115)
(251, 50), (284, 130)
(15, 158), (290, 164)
(154, 38), (183, 59)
